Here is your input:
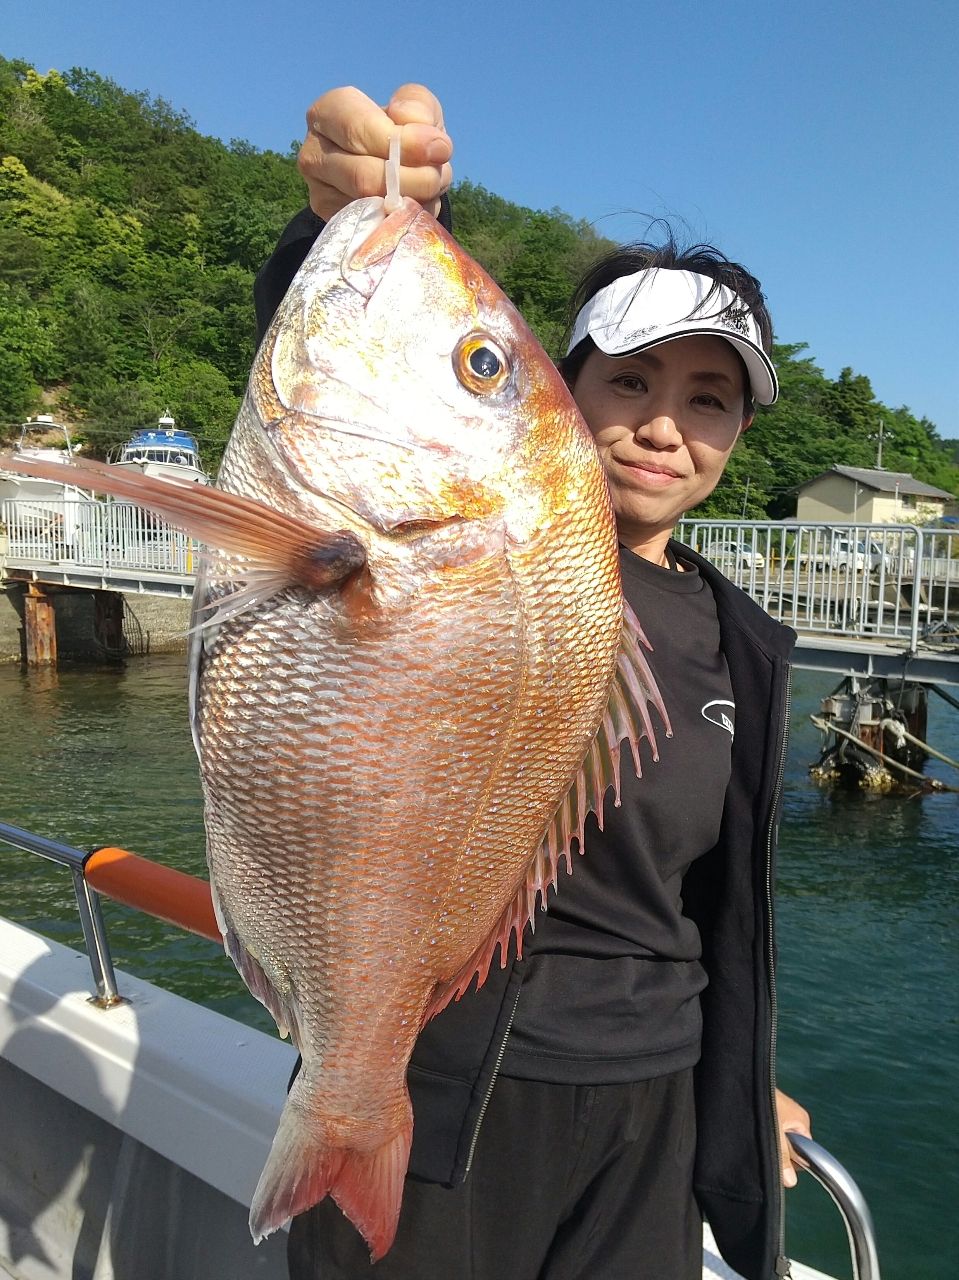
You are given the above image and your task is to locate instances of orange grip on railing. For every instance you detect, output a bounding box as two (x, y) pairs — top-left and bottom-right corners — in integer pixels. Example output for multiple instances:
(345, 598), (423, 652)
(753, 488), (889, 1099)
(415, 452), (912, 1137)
(85, 846), (222, 944)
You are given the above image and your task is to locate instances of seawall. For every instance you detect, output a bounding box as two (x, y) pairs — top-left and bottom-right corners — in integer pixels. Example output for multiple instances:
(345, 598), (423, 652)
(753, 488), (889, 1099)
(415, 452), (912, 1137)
(0, 585), (191, 663)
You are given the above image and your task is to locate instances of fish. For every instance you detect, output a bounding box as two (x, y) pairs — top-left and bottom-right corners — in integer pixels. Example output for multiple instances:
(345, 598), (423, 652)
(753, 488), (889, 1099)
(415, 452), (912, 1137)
(1, 195), (669, 1258)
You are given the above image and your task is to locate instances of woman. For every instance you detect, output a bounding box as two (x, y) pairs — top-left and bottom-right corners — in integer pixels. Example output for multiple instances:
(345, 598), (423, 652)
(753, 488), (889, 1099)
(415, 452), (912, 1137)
(255, 85), (811, 1280)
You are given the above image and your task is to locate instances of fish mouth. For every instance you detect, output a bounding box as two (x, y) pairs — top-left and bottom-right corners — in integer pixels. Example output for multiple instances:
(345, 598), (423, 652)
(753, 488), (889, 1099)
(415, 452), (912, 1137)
(344, 197), (425, 280)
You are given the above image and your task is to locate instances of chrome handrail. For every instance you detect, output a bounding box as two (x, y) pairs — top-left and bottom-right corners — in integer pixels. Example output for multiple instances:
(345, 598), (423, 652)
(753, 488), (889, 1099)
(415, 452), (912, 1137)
(788, 1131), (881, 1280)
(0, 819), (122, 1006)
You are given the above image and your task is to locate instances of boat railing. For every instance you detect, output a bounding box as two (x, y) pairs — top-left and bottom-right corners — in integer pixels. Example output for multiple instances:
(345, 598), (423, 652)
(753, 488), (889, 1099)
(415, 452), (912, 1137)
(0, 819), (218, 1006)
(787, 1132), (882, 1280)
(0, 817), (882, 1279)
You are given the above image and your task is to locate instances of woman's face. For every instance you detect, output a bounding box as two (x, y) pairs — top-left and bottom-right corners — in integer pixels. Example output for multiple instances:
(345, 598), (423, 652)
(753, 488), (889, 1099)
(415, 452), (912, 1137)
(569, 334), (751, 562)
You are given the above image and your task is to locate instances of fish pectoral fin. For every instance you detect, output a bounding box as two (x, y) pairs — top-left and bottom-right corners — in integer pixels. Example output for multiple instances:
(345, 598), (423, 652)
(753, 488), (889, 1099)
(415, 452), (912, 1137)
(0, 451), (367, 593)
(423, 601), (671, 1025)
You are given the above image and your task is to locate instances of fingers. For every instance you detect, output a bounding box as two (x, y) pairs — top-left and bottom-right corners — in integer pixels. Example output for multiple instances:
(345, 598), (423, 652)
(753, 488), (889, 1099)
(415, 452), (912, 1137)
(386, 83), (446, 130)
(299, 84), (453, 221)
(775, 1089), (813, 1189)
(298, 133), (452, 214)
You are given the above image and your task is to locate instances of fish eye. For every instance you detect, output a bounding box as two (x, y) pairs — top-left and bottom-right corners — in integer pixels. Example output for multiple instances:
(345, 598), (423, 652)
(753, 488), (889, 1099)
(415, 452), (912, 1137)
(453, 334), (511, 395)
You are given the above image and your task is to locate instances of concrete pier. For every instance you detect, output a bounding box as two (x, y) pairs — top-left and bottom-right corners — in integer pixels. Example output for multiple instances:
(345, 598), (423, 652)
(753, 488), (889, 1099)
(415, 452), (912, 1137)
(0, 586), (191, 665)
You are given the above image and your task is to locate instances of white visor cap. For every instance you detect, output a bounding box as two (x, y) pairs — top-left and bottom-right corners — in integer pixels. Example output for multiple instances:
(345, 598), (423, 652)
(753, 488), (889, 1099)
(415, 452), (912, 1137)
(566, 268), (778, 406)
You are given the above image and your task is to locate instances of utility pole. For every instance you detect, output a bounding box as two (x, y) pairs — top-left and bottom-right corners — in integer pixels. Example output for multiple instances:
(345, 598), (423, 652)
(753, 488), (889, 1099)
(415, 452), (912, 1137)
(875, 419), (887, 469)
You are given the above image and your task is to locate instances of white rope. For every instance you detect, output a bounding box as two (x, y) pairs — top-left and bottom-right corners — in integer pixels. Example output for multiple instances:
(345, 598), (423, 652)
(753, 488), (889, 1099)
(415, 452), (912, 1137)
(887, 719), (959, 773)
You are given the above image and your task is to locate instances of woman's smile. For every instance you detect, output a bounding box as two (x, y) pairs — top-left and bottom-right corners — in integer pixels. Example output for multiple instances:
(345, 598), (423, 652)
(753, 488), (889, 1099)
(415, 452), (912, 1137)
(613, 457), (686, 487)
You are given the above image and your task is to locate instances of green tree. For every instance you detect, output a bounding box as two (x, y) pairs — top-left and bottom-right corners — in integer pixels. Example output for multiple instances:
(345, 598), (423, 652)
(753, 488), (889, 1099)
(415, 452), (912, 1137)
(0, 52), (953, 495)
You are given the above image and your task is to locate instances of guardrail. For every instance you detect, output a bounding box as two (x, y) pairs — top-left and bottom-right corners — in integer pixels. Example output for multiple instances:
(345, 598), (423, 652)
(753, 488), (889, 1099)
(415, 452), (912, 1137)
(1, 496), (197, 576)
(0, 819), (220, 1006)
(679, 520), (958, 650)
(787, 1132), (882, 1280)
(0, 820), (122, 1006)
(3, 501), (957, 652)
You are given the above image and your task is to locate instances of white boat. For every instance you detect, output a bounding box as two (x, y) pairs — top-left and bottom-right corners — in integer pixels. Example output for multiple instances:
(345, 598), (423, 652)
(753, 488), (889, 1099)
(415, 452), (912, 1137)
(0, 824), (879, 1280)
(108, 415), (210, 486)
(0, 417), (94, 506)
(0, 418), (98, 557)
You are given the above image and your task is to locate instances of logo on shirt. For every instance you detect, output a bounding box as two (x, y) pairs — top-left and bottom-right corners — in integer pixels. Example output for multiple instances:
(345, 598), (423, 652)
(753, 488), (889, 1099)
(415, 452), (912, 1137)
(701, 699), (735, 738)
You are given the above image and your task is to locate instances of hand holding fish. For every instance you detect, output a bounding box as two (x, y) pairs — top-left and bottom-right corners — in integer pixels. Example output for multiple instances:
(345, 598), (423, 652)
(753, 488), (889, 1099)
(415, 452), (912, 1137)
(298, 83), (453, 220)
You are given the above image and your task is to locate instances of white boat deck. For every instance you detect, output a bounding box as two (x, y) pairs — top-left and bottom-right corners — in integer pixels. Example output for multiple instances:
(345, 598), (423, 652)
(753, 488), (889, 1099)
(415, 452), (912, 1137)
(0, 918), (836, 1280)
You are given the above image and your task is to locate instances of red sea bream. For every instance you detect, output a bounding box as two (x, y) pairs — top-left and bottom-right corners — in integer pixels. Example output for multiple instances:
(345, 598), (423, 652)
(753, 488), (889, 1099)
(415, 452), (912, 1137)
(0, 195), (668, 1258)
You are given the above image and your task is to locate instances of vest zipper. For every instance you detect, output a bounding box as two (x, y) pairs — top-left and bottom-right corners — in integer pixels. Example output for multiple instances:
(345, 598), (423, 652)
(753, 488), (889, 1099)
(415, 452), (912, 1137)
(464, 983), (523, 1174)
(767, 662), (793, 1277)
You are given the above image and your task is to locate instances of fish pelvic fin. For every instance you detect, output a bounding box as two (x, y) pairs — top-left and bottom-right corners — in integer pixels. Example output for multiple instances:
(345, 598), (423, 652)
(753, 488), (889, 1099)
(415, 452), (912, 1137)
(249, 1089), (412, 1262)
(0, 452), (366, 601)
(424, 600), (670, 1023)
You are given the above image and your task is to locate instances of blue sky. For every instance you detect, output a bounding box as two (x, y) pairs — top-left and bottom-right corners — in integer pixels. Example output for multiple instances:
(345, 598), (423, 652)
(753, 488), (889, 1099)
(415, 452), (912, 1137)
(6, 0), (959, 439)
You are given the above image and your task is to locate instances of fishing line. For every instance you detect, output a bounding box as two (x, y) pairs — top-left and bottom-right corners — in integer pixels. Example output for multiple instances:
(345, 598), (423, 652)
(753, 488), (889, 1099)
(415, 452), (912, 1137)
(384, 129), (402, 212)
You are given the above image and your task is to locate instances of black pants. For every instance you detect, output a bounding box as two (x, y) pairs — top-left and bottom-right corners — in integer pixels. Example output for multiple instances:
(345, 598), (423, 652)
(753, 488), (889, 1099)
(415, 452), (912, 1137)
(287, 1068), (701, 1280)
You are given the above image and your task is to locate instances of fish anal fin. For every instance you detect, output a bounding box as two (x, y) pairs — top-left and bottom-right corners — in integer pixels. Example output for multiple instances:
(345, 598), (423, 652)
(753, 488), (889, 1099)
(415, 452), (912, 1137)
(211, 881), (303, 1045)
(223, 927), (301, 1045)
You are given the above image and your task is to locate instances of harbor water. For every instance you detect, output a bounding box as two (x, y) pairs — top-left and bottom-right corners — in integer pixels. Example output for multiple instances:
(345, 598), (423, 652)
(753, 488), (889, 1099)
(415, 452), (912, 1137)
(1, 654), (956, 1279)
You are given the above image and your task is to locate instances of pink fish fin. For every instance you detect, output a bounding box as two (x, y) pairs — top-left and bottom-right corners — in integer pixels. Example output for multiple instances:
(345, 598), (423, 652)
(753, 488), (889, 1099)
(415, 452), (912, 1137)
(224, 927), (304, 1045)
(423, 888), (531, 1025)
(249, 1088), (412, 1261)
(189, 572), (294, 635)
(0, 451), (366, 594)
(535, 602), (669, 872)
(423, 602), (670, 1027)
(602, 599), (671, 790)
(211, 881), (304, 1045)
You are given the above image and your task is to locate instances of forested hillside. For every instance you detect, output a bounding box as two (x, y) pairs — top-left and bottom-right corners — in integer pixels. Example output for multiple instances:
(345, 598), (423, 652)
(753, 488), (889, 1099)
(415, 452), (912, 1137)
(2, 56), (956, 517)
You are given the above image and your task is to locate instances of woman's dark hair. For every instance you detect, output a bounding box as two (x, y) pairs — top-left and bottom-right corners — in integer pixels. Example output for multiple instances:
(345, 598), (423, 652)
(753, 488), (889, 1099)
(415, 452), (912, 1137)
(557, 235), (774, 411)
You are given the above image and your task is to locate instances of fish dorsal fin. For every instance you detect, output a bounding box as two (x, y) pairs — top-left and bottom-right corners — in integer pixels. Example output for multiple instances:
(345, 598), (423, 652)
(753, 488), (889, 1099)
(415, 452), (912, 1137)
(423, 601), (669, 1023)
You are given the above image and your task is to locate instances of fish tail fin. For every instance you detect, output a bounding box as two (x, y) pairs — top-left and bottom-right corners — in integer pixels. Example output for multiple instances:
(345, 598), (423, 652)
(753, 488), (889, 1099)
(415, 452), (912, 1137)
(329, 1126), (412, 1261)
(249, 1095), (412, 1262)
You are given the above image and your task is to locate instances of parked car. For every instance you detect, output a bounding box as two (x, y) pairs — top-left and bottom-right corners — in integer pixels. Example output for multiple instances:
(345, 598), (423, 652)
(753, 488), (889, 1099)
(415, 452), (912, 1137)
(831, 537), (893, 573)
(713, 540), (766, 570)
(800, 535), (892, 573)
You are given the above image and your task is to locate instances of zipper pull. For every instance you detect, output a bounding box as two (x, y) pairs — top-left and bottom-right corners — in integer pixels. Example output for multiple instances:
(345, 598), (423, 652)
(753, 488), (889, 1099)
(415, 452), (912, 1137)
(775, 1257), (793, 1277)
